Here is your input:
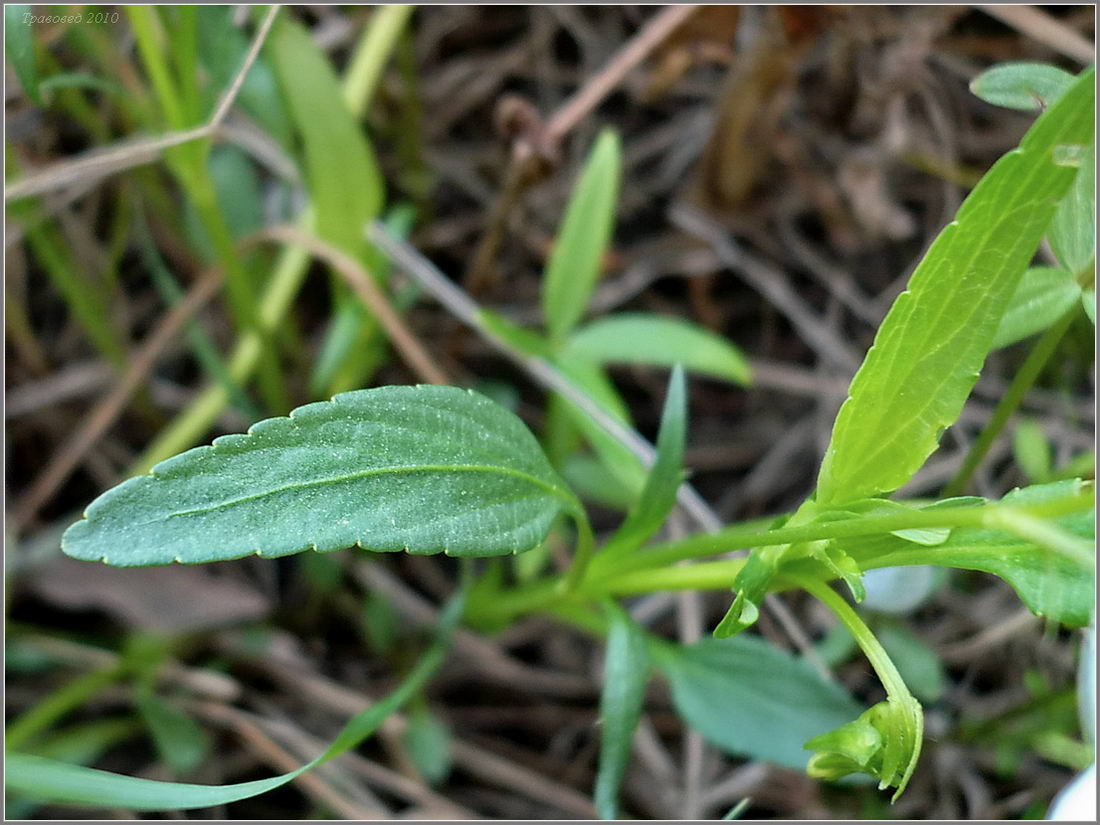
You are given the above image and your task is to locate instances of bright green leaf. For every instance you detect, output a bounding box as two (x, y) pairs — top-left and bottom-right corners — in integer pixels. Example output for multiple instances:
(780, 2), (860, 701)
(1083, 289), (1096, 325)
(594, 605), (650, 820)
(816, 68), (1095, 505)
(969, 61), (1074, 111)
(565, 314), (751, 385)
(62, 386), (580, 566)
(1049, 139), (1095, 276)
(543, 130), (621, 341)
(5, 6), (42, 106)
(603, 367), (687, 556)
(993, 267), (1082, 349)
(652, 635), (863, 769)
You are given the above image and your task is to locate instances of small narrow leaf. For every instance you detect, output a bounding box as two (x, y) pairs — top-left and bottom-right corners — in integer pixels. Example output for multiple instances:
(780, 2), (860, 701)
(594, 605), (650, 820)
(603, 366), (687, 555)
(403, 704), (452, 786)
(543, 130), (622, 341)
(993, 267), (1082, 349)
(653, 635), (863, 770)
(62, 386), (579, 566)
(970, 62), (1074, 111)
(5, 6), (42, 106)
(565, 314), (751, 385)
(816, 68), (1095, 505)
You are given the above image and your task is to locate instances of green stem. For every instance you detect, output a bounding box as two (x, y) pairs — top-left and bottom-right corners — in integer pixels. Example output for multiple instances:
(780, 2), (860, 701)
(795, 577), (909, 700)
(597, 488), (1094, 575)
(564, 510), (597, 592)
(342, 5), (415, 118)
(944, 307), (1077, 496)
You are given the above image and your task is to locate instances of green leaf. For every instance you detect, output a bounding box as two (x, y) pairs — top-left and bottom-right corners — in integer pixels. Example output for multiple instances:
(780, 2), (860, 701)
(565, 314), (751, 385)
(652, 635), (863, 770)
(62, 386), (580, 566)
(842, 481), (1095, 627)
(543, 129), (621, 341)
(1014, 418), (1053, 483)
(603, 367), (687, 556)
(5, 591), (464, 811)
(969, 62), (1074, 111)
(594, 605), (650, 820)
(5, 6), (42, 106)
(1083, 289), (1096, 325)
(198, 6), (291, 147)
(993, 267), (1082, 349)
(1049, 139), (1095, 276)
(816, 68), (1095, 506)
(403, 704), (452, 786)
(135, 691), (209, 776)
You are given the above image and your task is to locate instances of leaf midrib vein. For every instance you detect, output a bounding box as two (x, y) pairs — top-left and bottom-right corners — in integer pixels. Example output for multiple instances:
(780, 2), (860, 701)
(153, 463), (570, 523)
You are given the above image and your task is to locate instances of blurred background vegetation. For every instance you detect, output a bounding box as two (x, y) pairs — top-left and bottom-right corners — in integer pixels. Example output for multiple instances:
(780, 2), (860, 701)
(5, 5), (1095, 819)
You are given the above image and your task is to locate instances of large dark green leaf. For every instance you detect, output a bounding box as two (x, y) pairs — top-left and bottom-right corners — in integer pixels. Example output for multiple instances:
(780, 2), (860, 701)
(652, 635), (863, 769)
(62, 386), (579, 566)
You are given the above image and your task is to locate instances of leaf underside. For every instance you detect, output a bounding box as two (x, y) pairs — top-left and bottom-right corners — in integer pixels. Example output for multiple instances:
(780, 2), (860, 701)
(62, 386), (575, 566)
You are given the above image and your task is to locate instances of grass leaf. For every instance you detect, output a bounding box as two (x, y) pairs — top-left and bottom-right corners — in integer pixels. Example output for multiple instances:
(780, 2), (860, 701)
(543, 129), (621, 341)
(565, 314), (751, 385)
(594, 604), (650, 820)
(816, 68), (1095, 505)
(62, 386), (579, 565)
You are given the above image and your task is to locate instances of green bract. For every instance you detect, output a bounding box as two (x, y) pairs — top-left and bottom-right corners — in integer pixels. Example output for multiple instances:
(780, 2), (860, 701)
(62, 386), (581, 565)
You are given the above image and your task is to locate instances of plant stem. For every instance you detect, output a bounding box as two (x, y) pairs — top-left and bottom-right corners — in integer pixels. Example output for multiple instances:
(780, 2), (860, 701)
(601, 488), (1094, 574)
(944, 307), (1078, 496)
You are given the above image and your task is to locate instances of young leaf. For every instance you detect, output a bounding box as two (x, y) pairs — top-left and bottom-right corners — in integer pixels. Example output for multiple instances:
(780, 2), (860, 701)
(542, 129), (622, 341)
(269, 16), (383, 255)
(5, 6), (42, 106)
(652, 635), (863, 770)
(1048, 139), (1095, 276)
(594, 604), (650, 820)
(135, 690), (209, 776)
(403, 704), (452, 786)
(969, 62), (1074, 111)
(62, 386), (581, 566)
(816, 68), (1095, 506)
(565, 314), (751, 385)
(603, 366), (687, 555)
(993, 267), (1082, 349)
(5, 591), (465, 811)
(841, 481), (1094, 627)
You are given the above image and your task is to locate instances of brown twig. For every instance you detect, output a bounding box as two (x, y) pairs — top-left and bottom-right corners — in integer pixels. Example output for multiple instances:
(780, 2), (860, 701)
(257, 225), (449, 385)
(12, 270), (225, 530)
(977, 5), (1096, 64)
(462, 5), (699, 292)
